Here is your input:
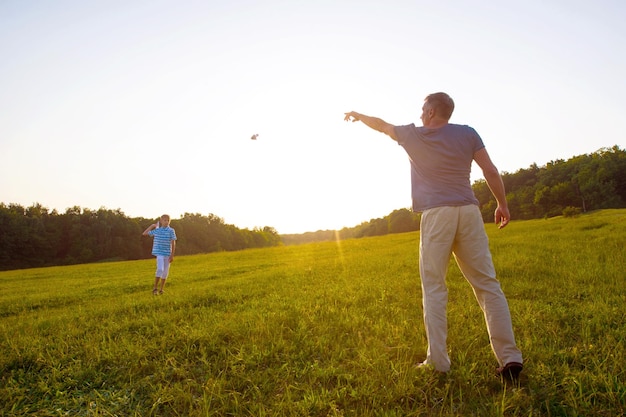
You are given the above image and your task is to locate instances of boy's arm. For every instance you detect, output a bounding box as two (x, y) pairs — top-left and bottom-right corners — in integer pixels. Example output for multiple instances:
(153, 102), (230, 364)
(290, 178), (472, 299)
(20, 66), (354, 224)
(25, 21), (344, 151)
(344, 111), (399, 141)
(142, 223), (158, 236)
(169, 240), (176, 262)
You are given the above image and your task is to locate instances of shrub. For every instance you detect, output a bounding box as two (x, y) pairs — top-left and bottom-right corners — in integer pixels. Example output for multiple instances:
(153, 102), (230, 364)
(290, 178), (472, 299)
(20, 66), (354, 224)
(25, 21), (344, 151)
(563, 206), (582, 217)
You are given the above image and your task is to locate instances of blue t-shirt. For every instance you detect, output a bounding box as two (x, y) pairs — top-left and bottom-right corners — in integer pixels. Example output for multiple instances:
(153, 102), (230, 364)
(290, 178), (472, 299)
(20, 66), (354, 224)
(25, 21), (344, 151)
(148, 226), (177, 256)
(394, 123), (485, 212)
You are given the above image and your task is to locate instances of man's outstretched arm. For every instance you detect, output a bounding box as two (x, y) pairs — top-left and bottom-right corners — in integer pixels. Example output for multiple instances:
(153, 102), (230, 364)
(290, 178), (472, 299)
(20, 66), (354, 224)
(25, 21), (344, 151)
(344, 111), (398, 141)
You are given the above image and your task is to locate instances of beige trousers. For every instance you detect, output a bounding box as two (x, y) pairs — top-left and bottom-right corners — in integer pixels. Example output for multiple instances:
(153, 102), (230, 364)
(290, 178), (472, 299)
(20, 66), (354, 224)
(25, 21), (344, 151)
(419, 205), (522, 372)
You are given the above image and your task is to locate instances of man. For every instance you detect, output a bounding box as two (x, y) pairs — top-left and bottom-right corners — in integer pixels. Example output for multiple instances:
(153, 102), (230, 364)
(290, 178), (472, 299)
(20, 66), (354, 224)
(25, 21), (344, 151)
(344, 92), (523, 380)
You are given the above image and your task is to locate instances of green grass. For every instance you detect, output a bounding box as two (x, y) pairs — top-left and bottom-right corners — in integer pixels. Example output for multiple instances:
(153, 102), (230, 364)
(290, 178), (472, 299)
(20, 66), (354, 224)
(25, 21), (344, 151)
(1, 209), (625, 416)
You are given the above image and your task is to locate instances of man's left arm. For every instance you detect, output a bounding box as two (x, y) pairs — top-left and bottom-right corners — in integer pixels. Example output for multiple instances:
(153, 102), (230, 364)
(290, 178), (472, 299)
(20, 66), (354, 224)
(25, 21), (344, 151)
(474, 148), (510, 229)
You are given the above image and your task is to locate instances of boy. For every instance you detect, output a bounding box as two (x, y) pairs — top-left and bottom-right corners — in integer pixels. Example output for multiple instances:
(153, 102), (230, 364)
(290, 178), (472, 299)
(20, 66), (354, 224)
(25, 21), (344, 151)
(142, 214), (177, 295)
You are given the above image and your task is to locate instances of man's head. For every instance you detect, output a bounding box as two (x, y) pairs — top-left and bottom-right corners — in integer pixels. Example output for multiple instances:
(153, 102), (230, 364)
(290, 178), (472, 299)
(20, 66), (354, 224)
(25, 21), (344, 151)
(421, 92), (454, 127)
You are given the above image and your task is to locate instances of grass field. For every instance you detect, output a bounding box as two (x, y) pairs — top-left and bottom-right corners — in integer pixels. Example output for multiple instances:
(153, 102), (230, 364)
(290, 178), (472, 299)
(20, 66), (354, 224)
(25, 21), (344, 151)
(1, 209), (625, 416)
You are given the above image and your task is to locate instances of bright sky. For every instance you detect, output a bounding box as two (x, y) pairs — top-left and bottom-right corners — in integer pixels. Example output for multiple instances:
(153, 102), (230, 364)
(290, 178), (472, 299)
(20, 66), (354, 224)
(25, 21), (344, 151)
(2, 1), (625, 234)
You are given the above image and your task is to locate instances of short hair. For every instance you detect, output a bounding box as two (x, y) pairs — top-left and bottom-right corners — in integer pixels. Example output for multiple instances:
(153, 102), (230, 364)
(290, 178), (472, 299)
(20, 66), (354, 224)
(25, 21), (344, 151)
(425, 92), (455, 120)
(160, 214), (171, 222)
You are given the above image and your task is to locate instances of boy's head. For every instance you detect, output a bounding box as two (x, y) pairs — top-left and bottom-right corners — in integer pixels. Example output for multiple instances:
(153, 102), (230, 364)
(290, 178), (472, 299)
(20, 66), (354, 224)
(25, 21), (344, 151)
(159, 214), (171, 226)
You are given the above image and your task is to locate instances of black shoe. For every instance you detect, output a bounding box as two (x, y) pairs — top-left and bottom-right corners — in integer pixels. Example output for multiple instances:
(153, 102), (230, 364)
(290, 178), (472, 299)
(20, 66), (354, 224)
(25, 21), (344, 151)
(496, 362), (523, 382)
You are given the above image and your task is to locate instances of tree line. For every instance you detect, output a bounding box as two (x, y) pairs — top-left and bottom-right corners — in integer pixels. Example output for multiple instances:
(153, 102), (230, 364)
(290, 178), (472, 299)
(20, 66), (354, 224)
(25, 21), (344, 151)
(2, 146), (624, 269)
(473, 145), (626, 221)
(283, 145), (626, 244)
(0, 207), (280, 271)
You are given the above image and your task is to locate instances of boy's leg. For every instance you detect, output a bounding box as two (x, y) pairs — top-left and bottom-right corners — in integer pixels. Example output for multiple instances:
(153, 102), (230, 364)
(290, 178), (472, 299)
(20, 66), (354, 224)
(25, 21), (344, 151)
(153, 276), (160, 294)
(154, 256), (167, 294)
(158, 257), (171, 294)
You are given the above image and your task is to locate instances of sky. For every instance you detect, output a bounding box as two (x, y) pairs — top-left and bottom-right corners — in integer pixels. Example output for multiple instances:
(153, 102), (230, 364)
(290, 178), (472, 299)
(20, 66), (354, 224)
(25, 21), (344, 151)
(2, 0), (625, 234)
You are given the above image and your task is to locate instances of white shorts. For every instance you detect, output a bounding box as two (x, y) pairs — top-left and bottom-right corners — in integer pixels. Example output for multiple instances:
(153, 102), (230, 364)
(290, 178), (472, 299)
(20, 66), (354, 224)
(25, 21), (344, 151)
(155, 255), (171, 279)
